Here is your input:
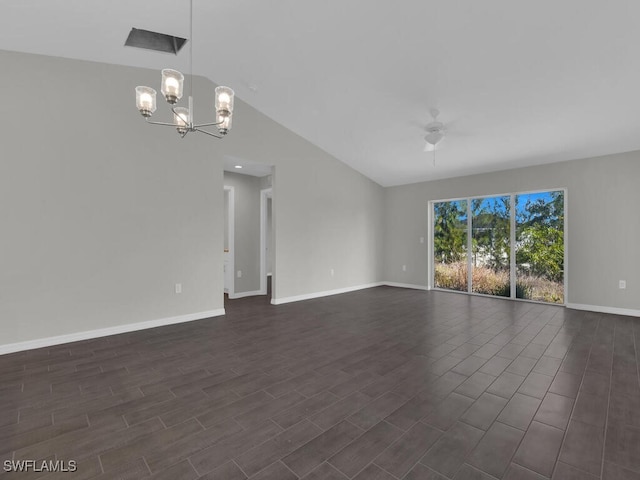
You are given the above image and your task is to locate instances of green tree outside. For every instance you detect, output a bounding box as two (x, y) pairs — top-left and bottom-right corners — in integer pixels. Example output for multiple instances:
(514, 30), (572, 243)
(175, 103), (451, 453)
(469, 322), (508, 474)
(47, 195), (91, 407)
(433, 200), (467, 263)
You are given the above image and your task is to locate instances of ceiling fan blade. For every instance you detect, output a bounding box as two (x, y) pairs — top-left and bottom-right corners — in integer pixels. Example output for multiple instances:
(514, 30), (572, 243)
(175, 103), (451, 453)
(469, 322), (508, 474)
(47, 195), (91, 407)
(443, 118), (473, 137)
(445, 130), (473, 137)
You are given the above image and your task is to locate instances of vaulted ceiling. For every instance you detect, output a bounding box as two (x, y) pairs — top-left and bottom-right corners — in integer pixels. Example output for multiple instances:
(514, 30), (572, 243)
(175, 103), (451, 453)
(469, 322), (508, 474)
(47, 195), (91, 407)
(3, 1), (640, 186)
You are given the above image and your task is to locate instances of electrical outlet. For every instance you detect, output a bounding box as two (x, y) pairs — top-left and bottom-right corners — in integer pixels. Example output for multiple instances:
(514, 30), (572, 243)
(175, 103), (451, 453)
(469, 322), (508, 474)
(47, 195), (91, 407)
(175, 283), (182, 294)
(237, 270), (242, 278)
(402, 265), (407, 272)
(420, 237), (425, 244)
(330, 269), (335, 277)
(619, 280), (626, 289)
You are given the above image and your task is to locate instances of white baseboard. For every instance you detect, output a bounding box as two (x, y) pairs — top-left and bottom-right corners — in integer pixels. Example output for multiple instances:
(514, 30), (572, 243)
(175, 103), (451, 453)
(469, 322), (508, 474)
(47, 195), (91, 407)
(229, 290), (263, 299)
(566, 303), (640, 317)
(271, 282), (384, 305)
(383, 282), (430, 291)
(270, 281), (435, 305)
(384, 286), (640, 316)
(0, 308), (226, 356)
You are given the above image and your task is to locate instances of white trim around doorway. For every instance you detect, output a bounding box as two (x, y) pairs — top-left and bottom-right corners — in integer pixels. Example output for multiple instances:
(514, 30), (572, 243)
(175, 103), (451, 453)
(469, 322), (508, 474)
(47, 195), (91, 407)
(224, 185), (235, 298)
(260, 187), (272, 296)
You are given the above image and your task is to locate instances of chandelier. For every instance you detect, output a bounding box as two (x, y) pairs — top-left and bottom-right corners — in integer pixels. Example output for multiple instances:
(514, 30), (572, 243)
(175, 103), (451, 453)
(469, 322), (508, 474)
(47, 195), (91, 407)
(134, 0), (235, 138)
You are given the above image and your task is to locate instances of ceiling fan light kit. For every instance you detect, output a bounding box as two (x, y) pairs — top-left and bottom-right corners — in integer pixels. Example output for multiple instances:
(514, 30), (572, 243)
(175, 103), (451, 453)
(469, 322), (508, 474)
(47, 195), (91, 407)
(423, 108), (446, 165)
(424, 124), (444, 148)
(134, 0), (235, 139)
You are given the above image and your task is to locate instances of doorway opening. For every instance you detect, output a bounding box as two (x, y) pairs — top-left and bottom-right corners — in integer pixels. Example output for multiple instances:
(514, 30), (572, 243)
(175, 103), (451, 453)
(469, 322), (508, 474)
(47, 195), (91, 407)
(223, 186), (235, 298)
(222, 157), (274, 306)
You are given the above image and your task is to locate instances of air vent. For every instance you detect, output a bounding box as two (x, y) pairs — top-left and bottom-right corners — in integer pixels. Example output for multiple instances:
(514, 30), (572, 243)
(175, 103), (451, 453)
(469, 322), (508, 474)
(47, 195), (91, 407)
(125, 28), (187, 55)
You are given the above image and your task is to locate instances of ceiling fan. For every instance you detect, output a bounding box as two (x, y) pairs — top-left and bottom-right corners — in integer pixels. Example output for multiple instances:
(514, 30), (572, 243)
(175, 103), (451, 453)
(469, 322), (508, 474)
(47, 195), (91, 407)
(423, 108), (446, 165)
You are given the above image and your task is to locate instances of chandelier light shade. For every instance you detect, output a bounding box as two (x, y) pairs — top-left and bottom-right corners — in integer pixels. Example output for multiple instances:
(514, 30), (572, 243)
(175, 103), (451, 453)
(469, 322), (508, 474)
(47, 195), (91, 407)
(215, 86), (234, 117)
(173, 107), (190, 134)
(216, 113), (232, 135)
(215, 86), (234, 134)
(134, 0), (235, 139)
(161, 69), (184, 104)
(135, 86), (157, 117)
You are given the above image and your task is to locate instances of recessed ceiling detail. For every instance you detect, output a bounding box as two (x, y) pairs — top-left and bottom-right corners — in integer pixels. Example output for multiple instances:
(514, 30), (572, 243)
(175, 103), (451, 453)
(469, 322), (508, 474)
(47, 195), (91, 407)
(124, 28), (186, 55)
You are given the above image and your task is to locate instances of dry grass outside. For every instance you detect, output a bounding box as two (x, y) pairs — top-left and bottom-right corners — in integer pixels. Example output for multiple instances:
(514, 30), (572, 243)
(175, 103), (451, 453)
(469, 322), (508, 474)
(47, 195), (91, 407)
(434, 262), (468, 292)
(435, 262), (564, 304)
(472, 266), (510, 297)
(517, 274), (564, 304)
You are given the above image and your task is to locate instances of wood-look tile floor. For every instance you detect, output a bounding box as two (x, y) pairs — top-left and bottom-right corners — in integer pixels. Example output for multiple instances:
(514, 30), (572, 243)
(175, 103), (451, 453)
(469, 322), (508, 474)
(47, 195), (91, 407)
(1, 287), (639, 479)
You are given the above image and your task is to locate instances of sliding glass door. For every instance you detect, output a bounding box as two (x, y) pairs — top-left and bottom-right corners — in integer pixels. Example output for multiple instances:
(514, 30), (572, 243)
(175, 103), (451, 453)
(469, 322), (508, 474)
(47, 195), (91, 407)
(515, 191), (564, 303)
(433, 200), (468, 292)
(471, 196), (511, 297)
(431, 190), (564, 304)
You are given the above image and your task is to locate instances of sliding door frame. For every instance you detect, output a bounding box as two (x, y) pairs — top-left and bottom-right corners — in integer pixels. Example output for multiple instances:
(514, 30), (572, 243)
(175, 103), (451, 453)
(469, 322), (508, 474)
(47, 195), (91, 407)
(429, 188), (567, 305)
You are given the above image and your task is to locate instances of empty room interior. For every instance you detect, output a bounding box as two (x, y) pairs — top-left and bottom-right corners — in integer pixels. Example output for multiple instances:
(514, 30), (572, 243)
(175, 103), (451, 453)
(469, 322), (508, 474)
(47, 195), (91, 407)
(1, 1), (639, 479)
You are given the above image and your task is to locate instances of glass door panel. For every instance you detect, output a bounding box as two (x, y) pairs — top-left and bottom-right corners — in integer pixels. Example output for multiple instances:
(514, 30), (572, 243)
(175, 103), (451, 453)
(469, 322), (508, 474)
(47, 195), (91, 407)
(471, 196), (511, 297)
(515, 191), (564, 303)
(433, 200), (468, 292)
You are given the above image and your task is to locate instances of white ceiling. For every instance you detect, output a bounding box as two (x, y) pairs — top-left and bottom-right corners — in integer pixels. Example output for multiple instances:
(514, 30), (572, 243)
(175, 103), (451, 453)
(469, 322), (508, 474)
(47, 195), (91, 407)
(223, 155), (272, 178)
(3, 1), (640, 186)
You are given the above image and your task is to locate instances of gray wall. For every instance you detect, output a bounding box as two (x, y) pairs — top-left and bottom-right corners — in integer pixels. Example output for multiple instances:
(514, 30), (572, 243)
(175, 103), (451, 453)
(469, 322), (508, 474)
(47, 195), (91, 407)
(217, 88), (386, 302)
(0, 50), (385, 348)
(259, 175), (273, 189)
(384, 152), (640, 311)
(223, 171), (261, 294)
(0, 51), (224, 346)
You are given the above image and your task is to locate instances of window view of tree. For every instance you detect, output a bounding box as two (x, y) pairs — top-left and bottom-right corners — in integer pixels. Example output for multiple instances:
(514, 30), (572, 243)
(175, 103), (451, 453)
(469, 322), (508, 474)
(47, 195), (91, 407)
(432, 190), (564, 304)
(433, 200), (468, 292)
(516, 191), (564, 303)
(471, 196), (510, 297)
